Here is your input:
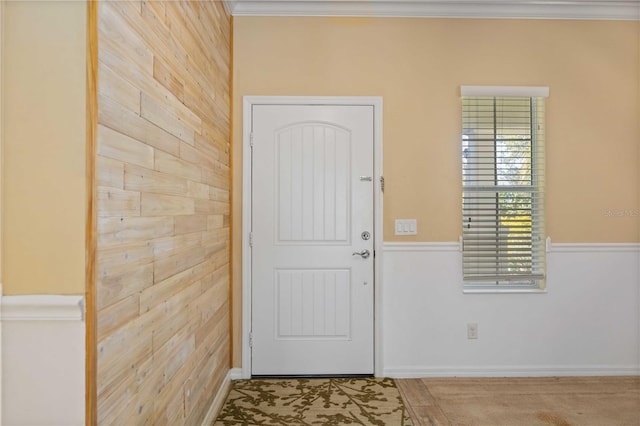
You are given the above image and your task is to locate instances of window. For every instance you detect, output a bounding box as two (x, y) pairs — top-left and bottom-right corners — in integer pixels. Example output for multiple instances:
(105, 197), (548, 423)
(461, 86), (548, 290)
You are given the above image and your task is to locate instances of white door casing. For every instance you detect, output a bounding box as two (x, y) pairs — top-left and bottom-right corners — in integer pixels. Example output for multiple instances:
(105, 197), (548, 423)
(242, 97), (383, 378)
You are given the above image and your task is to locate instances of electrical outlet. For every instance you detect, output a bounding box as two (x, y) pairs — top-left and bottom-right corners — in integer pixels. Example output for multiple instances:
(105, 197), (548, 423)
(467, 323), (478, 339)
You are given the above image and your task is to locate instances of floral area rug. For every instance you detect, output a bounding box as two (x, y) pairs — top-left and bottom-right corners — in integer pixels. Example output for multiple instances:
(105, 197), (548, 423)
(214, 377), (414, 425)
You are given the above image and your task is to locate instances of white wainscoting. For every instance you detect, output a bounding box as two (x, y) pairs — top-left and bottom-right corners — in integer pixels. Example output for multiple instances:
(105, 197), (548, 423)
(1, 290), (85, 426)
(382, 242), (640, 377)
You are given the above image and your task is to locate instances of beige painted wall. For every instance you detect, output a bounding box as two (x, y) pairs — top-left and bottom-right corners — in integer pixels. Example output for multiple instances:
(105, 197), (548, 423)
(232, 17), (640, 365)
(3, 1), (87, 295)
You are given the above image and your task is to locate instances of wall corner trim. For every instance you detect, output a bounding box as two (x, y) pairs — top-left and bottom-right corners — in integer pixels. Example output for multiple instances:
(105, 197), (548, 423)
(1, 294), (84, 321)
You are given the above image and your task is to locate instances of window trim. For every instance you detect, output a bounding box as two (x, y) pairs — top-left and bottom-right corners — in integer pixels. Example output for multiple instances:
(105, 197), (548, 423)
(461, 86), (549, 98)
(460, 86), (549, 292)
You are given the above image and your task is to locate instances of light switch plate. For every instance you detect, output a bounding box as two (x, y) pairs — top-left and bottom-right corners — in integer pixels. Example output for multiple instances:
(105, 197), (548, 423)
(395, 219), (417, 235)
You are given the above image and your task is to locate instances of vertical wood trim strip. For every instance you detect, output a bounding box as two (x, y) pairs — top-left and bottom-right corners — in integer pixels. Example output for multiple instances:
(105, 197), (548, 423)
(85, 0), (98, 424)
(228, 15), (234, 369)
(0, 0), (3, 410)
(0, 19), (4, 426)
(0, 0), (4, 286)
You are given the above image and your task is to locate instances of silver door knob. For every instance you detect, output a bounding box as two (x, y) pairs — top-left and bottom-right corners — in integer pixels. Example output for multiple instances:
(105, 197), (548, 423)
(352, 249), (370, 259)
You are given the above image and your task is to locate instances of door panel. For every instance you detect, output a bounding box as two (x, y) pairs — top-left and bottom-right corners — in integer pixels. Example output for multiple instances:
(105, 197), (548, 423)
(276, 124), (351, 243)
(251, 105), (374, 375)
(275, 269), (350, 339)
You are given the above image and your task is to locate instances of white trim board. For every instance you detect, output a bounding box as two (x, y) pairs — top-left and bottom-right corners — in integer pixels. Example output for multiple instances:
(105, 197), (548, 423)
(550, 242), (640, 253)
(383, 241), (640, 253)
(384, 365), (640, 378)
(1, 294), (84, 321)
(384, 242), (460, 252)
(228, 368), (243, 381)
(0, 284), (3, 425)
(226, 0), (640, 20)
(461, 85), (549, 98)
(222, 0), (234, 16)
(242, 96), (384, 379)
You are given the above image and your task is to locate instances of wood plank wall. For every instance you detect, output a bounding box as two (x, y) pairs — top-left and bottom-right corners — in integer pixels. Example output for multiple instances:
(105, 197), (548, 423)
(96, 1), (231, 423)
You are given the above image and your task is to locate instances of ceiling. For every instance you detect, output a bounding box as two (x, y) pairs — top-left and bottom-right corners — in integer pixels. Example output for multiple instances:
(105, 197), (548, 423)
(223, 0), (640, 20)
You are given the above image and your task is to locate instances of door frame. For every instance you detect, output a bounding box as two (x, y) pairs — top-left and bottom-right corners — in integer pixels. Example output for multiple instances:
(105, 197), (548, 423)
(242, 96), (384, 378)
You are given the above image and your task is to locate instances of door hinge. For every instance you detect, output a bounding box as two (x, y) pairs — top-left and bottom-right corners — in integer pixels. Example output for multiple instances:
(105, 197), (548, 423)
(250, 132), (254, 148)
(380, 176), (385, 193)
(249, 232), (253, 247)
(249, 332), (253, 348)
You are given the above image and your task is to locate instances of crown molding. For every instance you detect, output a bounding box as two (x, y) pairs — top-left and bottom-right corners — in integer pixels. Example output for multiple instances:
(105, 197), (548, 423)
(225, 1), (640, 20)
(223, 0), (234, 16)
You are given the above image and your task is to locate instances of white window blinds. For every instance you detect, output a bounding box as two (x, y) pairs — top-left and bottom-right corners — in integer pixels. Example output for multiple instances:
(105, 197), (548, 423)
(461, 86), (547, 289)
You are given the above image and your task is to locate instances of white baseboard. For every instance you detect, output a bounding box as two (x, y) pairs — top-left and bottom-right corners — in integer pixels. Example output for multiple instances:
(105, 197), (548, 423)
(229, 367), (243, 380)
(384, 365), (640, 378)
(201, 369), (235, 426)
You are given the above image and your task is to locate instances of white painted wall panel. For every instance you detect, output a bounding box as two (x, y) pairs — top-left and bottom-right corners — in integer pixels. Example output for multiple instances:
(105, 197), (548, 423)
(382, 243), (640, 376)
(1, 295), (84, 426)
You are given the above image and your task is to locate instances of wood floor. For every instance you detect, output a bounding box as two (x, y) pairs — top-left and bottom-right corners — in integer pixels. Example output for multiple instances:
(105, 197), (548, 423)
(396, 377), (640, 426)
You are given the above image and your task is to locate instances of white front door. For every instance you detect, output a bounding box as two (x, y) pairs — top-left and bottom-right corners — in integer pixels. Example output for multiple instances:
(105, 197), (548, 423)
(251, 104), (375, 375)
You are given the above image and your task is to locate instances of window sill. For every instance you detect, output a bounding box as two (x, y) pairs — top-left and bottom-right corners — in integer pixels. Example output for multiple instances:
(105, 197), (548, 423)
(463, 288), (547, 294)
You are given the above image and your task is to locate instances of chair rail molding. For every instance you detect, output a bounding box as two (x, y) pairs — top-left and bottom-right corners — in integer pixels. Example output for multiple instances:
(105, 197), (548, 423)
(1, 294), (84, 321)
(383, 241), (640, 253)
